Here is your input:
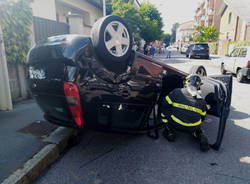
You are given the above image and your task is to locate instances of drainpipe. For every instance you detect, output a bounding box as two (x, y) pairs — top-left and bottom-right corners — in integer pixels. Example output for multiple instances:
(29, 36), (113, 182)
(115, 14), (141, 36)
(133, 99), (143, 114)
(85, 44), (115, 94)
(0, 26), (13, 110)
(102, 0), (106, 16)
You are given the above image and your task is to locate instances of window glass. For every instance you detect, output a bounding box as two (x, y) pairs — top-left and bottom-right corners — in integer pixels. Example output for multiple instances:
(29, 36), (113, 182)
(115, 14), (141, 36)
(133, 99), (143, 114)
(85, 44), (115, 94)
(194, 44), (208, 50)
(238, 48), (247, 57)
(228, 12), (232, 24)
(230, 49), (239, 57)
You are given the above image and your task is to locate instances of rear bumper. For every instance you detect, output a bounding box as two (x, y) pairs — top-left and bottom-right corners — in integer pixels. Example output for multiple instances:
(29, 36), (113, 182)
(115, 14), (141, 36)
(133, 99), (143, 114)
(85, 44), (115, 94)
(241, 67), (250, 78)
(192, 52), (209, 57)
(44, 114), (78, 128)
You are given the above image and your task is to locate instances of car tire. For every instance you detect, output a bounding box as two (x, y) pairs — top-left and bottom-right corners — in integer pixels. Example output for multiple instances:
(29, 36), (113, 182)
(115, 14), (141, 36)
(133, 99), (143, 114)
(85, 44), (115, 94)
(221, 64), (226, 75)
(205, 55), (209, 59)
(91, 15), (132, 74)
(189, 65), (207, 77)
(186, 54), (188, 58)
(236, 69), (245, 83)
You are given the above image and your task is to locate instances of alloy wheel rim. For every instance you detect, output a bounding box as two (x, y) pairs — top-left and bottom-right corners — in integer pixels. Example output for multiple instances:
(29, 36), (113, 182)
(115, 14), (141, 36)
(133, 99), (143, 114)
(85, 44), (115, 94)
(104, 21), (130, 57)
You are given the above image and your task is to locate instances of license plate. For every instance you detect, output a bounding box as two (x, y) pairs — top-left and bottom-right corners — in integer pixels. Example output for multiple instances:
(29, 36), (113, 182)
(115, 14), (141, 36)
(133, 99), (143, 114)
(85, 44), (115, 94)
(29, 67), (46, 79)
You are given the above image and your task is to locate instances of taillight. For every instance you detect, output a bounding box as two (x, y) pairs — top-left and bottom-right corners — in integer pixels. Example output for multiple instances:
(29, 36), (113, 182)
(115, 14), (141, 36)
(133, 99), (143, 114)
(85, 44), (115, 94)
(63, 82), (84, 128)
(246, 60), (250, 68)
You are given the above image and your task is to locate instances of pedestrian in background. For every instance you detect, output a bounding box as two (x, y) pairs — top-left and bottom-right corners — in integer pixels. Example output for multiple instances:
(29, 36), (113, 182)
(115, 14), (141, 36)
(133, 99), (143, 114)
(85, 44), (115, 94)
(132, 43), (138, 51)
(147, 45), (151, 56)
(143, 44), (148, 55)
(150, 45), (156, 57)
(166, 46), (171, 58)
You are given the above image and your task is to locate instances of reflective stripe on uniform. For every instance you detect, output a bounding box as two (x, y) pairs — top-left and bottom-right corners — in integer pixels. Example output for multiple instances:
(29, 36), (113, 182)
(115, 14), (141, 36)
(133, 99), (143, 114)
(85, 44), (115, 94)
(161, 113), (165, 118)
(165, 96), (206, 116)
(170, 115), (202, 127)
(162, 119), (168, 123)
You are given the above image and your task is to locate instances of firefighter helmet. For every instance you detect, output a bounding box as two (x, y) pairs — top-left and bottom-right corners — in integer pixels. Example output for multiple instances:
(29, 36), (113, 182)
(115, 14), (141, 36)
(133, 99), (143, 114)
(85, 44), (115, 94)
(185, 74), (203, 90)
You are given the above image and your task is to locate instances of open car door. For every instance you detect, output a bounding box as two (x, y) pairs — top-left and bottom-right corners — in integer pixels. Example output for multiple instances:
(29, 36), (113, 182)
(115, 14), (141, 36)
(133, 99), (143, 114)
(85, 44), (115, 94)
(200, 75), (233, 150)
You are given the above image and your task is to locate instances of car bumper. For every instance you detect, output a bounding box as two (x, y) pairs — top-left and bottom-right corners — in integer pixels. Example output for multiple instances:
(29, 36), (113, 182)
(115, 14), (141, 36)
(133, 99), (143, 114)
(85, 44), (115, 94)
(241, 67), (250, 79)
(192, 53), (209, 57)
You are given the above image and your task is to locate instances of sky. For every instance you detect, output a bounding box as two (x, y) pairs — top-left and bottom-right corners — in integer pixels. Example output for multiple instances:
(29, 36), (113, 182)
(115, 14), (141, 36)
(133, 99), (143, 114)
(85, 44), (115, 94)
(142, 0), (203, 33)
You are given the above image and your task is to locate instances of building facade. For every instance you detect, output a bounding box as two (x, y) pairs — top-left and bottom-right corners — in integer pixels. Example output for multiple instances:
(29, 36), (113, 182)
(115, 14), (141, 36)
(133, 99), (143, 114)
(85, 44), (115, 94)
(176, 20), (195, 47)
(194, 0), (223, 31)
(30, 0), (103, 35)
(218, 1), (250, 55)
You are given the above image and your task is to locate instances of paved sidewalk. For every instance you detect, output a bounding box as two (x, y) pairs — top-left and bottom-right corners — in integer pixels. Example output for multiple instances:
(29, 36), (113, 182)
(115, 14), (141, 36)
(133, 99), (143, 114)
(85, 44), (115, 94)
(0, 100), (51, 182)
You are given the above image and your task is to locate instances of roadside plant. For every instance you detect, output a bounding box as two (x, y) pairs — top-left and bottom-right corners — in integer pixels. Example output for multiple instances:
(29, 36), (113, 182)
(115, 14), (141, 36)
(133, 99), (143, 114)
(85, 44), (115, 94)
(0, 0), (32, 64)
(193, 26), (220, 43)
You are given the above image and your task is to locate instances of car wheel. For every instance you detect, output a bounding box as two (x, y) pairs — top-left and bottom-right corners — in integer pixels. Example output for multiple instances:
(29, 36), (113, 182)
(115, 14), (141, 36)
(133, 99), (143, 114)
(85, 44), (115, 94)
(186, 54), (188, 58)
(221, 64), (226, 75)
(205, 55), (209, 59)
(236, 69), (245, 83)
(189, 65), (207, 77)
(91, 15), (132, 73)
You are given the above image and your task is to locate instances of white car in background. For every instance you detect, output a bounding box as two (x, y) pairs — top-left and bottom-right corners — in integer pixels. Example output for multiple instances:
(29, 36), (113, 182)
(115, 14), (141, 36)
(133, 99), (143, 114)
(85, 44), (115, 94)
(180, 45), (188, 54)
(221, 46), (250, 82)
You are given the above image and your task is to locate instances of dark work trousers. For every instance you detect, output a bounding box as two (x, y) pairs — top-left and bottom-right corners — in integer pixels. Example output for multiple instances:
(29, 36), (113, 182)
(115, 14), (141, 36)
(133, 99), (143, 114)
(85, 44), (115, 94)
(163, 117), (202, 134)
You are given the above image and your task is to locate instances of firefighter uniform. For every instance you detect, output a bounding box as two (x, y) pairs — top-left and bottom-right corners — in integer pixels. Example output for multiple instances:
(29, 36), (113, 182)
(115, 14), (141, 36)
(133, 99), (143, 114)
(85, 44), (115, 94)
(161, 88), (207, 133)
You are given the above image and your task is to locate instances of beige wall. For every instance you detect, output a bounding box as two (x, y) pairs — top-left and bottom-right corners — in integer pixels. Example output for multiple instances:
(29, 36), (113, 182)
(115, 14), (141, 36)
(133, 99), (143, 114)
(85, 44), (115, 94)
(213, 0), (223, 31)
(30, 0), (57, 20)
(57, 0), (102, 25)
(219, 8), (238, 41)
(246, 26), (250, 40)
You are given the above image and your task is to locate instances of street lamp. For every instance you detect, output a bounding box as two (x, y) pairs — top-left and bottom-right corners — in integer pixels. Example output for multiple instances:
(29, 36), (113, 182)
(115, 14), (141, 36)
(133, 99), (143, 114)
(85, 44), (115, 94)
(103, 0), (106, 16)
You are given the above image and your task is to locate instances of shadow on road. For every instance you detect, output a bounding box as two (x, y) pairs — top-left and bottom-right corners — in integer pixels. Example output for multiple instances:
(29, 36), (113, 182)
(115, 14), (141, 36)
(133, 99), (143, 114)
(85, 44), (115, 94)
(36, 115), (250, 184)
(229, 106), (250, 120)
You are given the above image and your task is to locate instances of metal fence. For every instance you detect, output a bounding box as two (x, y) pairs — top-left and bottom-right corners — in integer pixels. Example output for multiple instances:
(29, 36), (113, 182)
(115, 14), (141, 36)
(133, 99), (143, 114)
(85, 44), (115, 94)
(33, 16), (69, 43)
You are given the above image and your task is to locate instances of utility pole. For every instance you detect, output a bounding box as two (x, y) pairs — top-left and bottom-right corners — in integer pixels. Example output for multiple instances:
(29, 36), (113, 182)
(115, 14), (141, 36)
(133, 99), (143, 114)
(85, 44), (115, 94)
(103, 0), (106, 16)
(0, 25), (13, 110)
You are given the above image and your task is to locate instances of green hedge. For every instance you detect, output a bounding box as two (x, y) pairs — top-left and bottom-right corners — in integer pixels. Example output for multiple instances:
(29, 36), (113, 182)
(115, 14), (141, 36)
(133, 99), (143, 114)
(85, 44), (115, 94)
(229, 41), (250, 48)
(208, 42), (218, 55)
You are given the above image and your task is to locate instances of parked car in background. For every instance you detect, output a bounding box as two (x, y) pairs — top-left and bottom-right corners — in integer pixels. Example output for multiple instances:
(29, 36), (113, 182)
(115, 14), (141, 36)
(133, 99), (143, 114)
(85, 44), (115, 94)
(221, 46), (250, 82)
(27, 15), (232, 150)
(180, 45), (188, 54)
(186, 43), (210, 59)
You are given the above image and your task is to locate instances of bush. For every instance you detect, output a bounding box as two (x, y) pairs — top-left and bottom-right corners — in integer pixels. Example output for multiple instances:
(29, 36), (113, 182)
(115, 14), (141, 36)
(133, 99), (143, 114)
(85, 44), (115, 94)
(208, 42), (218, 55)
(229, 41), (250, 48)
(0, 0), (32, 64)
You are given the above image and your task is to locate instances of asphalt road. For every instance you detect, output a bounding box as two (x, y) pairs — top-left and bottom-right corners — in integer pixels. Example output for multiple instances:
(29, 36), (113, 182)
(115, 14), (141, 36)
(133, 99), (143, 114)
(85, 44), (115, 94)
(36, 52), (250, 184)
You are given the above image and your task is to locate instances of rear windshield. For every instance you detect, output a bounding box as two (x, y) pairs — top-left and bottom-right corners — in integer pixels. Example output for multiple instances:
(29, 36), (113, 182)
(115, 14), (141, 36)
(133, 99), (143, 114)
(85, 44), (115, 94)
(28, 45), (71, 64)
(194, 44), (209, 50)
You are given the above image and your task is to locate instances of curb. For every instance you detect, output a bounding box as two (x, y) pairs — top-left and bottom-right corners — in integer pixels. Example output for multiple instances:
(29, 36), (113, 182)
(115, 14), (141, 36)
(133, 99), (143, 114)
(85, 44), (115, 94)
(1, 127), (77, 184)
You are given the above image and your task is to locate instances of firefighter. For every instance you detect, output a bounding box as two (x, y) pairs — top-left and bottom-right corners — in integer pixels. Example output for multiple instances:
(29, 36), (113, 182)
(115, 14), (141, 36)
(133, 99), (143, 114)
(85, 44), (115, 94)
(161, 74), (209, 152)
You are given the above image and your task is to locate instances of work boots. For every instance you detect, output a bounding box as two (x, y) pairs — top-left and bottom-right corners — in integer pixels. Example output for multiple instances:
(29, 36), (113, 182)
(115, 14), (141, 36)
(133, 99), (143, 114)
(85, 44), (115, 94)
(193, 129), (210, 152)
(163, 126), (176, 142)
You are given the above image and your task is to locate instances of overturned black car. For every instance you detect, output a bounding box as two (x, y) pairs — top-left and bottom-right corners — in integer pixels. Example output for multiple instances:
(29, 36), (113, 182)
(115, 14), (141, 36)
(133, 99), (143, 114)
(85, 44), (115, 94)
(27, 15), (232, 150)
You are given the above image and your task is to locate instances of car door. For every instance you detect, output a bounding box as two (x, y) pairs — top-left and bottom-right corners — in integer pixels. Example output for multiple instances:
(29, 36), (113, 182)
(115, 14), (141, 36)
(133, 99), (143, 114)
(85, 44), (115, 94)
(234, 48), (248, 73)
(224, 48), (239, 72)
(200, 75), (233, 150)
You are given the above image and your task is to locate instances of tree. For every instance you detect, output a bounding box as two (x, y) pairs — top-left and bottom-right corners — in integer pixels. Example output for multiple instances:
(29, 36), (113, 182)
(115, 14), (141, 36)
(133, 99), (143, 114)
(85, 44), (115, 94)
(193, 26), (220, 43)
(163, 34), (171, 46)
(111, 1), (164, 43)
(0, 0), (32, 64)
(138, 2), (164, 43)
(170, 23), (179, 43)
(112, 0), (142, 36)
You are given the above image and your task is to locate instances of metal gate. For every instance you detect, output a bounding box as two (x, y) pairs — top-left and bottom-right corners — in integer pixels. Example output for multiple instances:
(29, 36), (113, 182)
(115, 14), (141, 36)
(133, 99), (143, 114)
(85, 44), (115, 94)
(33, 16), (69, 43)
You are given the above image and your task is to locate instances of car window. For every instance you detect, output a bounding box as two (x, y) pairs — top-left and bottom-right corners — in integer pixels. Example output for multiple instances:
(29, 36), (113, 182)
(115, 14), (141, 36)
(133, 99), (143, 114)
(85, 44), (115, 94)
(230, 48), (240, 57)
(194, 44), (208, 50)
(238, 48), (247, 57)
